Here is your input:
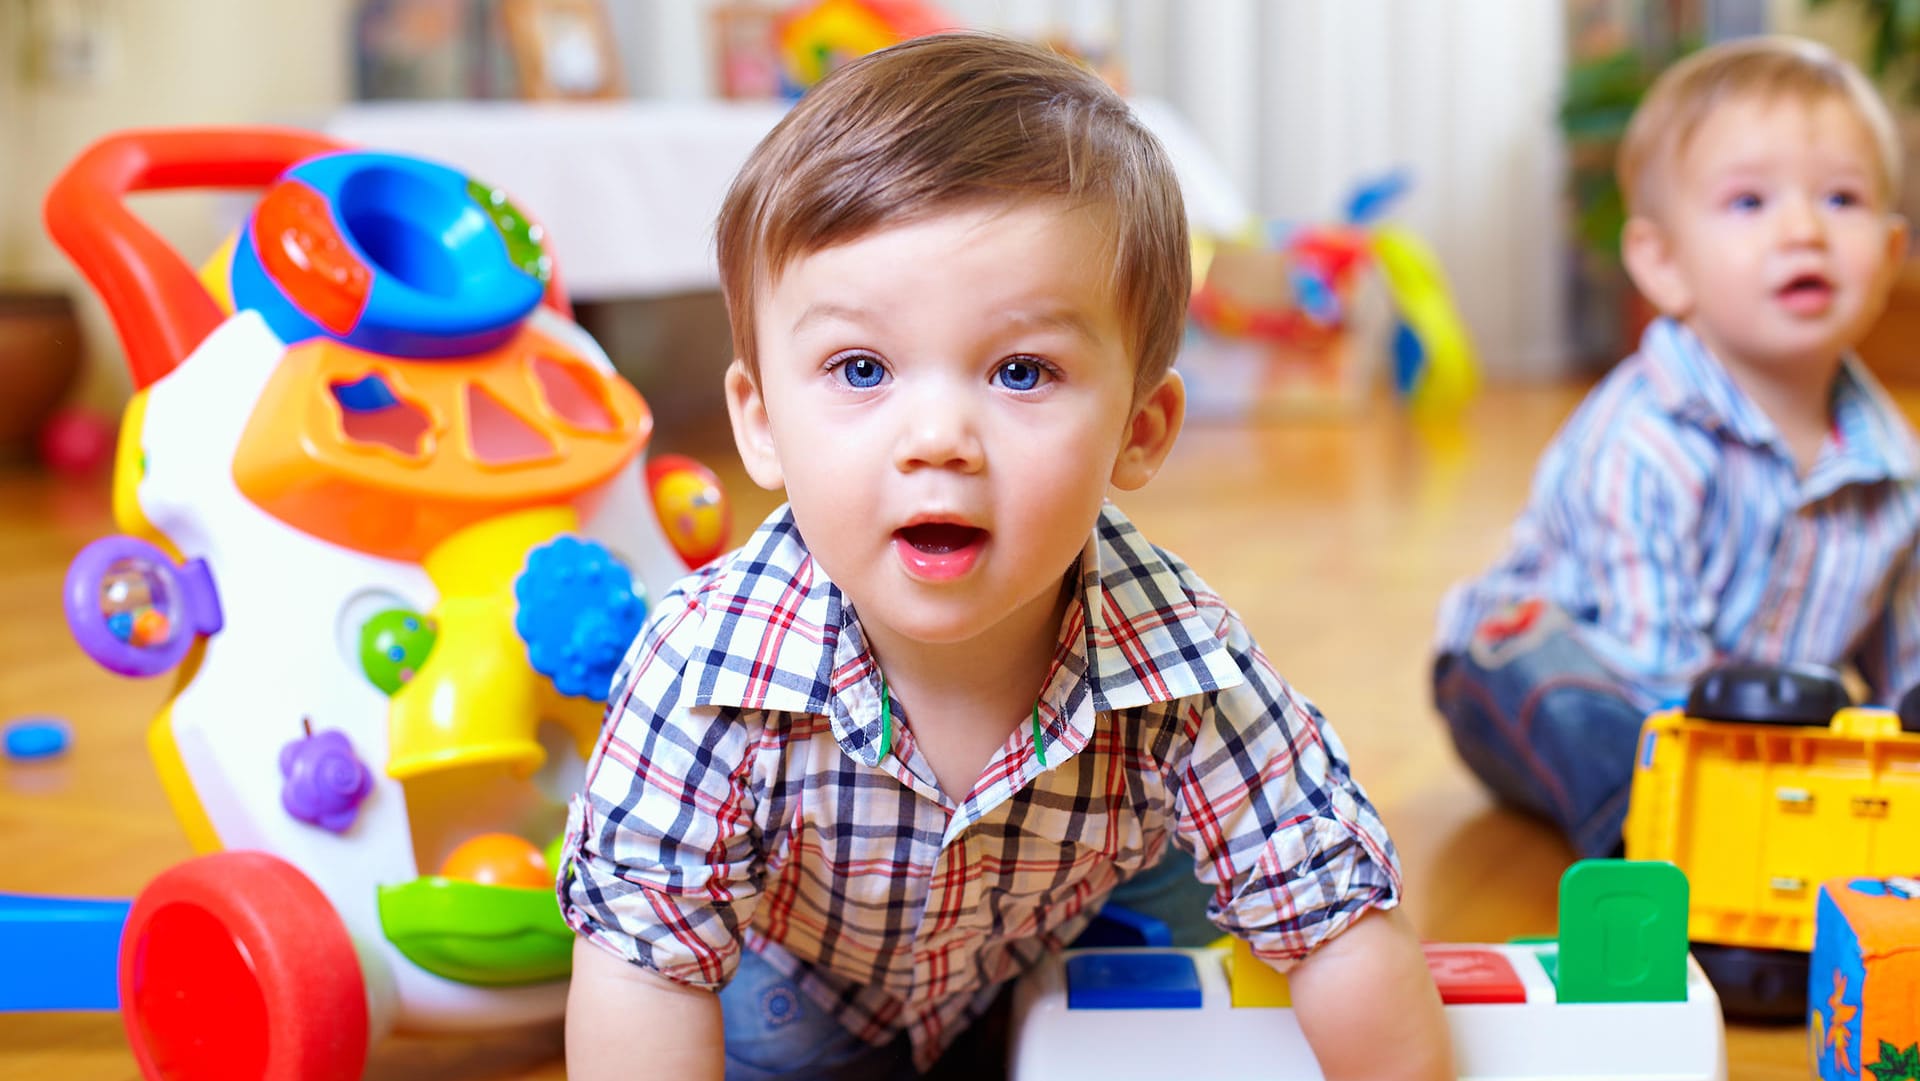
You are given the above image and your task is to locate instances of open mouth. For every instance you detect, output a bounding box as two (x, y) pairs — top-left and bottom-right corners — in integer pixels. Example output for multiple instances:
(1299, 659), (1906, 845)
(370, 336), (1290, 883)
(1777, 273), (1834, 313)
(893, 521), (988, 580)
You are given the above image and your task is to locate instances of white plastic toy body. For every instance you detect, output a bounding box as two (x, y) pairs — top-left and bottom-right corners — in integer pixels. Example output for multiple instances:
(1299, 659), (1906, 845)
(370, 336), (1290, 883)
(130, 308), (675, 1034)
(1009, 943), (1728, 1081)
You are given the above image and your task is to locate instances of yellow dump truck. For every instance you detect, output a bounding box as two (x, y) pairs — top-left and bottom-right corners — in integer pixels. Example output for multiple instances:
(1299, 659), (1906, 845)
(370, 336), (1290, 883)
(1623, 663), (1920, 1019)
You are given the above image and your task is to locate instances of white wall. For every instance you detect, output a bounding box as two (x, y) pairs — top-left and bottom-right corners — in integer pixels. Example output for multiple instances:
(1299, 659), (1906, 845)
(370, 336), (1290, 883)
(0, 0), (354, 410)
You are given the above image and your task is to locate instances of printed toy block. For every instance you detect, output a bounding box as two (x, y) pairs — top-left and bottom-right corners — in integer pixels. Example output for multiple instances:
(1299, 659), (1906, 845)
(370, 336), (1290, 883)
(1811, 877), (1920, 1081)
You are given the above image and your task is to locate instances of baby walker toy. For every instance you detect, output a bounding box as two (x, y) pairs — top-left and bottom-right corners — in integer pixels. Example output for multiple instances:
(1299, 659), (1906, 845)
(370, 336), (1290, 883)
(2, 127), (730, 1079)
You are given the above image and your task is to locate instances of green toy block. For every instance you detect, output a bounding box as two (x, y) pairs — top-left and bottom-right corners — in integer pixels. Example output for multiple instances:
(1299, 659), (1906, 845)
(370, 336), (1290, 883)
(1557, 858), (1689, 1004)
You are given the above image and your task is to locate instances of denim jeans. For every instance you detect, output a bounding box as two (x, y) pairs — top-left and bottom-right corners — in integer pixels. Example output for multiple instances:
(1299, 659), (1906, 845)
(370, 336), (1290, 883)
(721, 949), (916, 1081)
(1432, 604), (1647, 858)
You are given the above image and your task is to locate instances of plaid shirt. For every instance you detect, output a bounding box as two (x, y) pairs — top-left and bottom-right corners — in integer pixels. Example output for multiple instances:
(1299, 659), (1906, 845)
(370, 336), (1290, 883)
(1437, 318), (1920, 710)
(561, 503), (1400, 1069)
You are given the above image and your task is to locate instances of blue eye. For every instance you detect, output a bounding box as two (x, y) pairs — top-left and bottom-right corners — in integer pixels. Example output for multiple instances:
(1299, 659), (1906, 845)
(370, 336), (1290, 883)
(833, 355), (887, 389)
(995, 358), (1047, 392)
(1729, 192), (1763, 212)
(1826, 190), (1862, 209)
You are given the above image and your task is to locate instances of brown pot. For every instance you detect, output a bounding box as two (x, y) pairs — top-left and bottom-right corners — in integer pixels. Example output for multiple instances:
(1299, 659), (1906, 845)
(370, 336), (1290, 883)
(0, 290), (84, 461)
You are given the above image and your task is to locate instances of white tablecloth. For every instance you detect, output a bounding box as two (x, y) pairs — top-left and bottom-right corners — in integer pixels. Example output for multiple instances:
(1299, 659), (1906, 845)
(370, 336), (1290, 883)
(317, 98), (1250, 302)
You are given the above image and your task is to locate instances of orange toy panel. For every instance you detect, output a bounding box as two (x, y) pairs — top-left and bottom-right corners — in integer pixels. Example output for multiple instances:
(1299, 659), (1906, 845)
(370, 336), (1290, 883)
(233, 326), (649, 561)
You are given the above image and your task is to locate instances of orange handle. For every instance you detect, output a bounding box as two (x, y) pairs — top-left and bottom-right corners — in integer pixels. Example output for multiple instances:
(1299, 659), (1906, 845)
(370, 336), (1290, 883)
(43, 128), (346, 390)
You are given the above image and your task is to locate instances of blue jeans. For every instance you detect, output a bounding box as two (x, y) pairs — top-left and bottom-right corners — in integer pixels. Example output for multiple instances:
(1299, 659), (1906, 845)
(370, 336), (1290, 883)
(1432, 605), (1646, 858)
(721, 948), (916, 1081)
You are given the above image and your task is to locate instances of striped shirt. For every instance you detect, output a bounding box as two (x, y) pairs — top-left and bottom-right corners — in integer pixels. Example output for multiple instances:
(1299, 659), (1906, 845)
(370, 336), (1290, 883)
(1437, 317), (1920, 708)
(561, 503), (1400, 1069)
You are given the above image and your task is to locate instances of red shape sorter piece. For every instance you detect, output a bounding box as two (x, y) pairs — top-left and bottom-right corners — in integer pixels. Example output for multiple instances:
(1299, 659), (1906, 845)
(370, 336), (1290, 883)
(1423, 945), (1529, 1005)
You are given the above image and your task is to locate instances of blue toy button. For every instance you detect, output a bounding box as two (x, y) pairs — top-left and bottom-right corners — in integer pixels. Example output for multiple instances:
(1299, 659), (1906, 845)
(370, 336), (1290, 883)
(1065, 952), (1202, 1010)
(4, 717), (71, 760)
(515, 537), (646, 702)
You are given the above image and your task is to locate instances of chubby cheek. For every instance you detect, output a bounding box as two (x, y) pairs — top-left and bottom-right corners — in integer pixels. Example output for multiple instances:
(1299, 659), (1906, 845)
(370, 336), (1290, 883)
(1006, 434), (1125, 538)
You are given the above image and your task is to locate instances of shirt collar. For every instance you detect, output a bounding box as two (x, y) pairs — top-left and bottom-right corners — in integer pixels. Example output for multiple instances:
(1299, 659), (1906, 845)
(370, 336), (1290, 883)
(1638, 316), (1920, 489)
(1639, 317), (1784, 450)
(684, 503), (1245, 766)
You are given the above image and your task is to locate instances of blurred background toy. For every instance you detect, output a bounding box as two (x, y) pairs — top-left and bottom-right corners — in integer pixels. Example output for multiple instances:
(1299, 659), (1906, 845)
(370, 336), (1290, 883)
(1182, 169), (1480, 421)
(36, 407), (117, 477)
(2, 716), (71, 761)
(3, 127), (731, 1079)
(774, 0), (954, 96)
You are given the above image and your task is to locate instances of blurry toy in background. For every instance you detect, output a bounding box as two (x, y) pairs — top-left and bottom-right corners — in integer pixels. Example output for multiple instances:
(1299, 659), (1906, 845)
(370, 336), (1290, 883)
(36, 406), (117, 477)
(1180, 170), (1479, 421)
(774, 0), (954, 96)
(1810, 876), (1920, 1081)
(6, 127), (732, 1079)
(3, 716), (71, 761)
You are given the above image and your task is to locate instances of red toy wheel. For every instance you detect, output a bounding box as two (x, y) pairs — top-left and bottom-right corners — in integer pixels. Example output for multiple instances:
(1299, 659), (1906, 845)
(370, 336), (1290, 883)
(119, 850), (369, 1081)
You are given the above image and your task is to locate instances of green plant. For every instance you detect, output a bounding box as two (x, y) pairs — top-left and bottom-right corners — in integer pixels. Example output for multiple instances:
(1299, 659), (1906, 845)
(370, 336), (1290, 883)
(1558, 40), (1700, 261)
(1810, 0), (1920, 101)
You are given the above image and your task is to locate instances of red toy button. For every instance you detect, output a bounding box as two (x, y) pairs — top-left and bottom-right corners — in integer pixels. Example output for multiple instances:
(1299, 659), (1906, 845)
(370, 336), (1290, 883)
(1424, 945), (1529, 1005)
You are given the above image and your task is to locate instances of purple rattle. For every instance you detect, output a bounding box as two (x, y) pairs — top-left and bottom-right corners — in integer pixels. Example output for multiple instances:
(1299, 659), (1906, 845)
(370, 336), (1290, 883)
(64, 535), (222, 678)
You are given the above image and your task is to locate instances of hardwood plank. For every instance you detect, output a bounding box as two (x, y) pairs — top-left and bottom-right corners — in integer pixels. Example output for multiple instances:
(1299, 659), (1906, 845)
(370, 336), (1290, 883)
(0, 384), (1831, 1077)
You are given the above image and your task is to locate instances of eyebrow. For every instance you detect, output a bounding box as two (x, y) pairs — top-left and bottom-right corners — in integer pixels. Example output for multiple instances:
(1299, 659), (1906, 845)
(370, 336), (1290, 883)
(790, 302), (1105, 343)
(791, 303), (875, 336)
(1002, 306), (1102, 344)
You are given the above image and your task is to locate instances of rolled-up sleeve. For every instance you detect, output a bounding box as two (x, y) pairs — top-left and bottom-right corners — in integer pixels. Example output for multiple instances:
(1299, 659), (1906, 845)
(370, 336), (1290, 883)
(558, 587), (763, 990)
(1172, 623), (1400, 969)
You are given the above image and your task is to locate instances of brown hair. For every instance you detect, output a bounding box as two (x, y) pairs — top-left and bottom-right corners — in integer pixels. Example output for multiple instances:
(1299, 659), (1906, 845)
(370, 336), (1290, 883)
(714, 31), (1189, 397)
(1617, 35), (1902, 219)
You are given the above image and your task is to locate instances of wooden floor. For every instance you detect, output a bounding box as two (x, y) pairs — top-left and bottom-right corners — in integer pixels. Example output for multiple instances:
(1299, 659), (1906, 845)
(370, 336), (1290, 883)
(0, 384), (1825, 1079)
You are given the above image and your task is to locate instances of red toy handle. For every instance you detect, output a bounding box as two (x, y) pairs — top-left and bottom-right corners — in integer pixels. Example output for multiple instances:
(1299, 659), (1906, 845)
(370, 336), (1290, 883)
(43, 127), (346, 390)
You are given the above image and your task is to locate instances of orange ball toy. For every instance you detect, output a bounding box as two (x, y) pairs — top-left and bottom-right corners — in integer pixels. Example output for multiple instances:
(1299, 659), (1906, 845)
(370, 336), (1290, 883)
(438, 833), (551, 889)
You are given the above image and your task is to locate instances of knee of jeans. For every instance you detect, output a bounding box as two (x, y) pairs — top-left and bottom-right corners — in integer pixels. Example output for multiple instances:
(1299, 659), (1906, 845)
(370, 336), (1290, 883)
(721, 959), (851, 1074)
(1466, 618), (1633, 700)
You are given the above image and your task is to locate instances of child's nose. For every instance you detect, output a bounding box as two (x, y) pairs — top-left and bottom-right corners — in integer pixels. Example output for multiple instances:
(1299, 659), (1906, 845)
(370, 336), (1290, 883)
(894, 388), (984, 473)
(1776, 193), (1826, 246)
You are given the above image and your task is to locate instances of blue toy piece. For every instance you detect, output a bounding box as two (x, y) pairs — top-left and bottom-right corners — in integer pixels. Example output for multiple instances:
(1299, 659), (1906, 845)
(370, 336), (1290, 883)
(1342, 169), (1412, 227)
(514, 536), (646, 701)
(228, 151), (548, 359)
(0, 894), (130, 1010)
(1065, 952), (1202, 1010)
(4, 717), (71, 760)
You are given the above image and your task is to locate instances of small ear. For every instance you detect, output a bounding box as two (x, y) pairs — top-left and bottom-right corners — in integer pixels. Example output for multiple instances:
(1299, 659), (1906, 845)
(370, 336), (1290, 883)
(724, 359), (785, 491)
(1110, 371), (1186, 492)
(1621, 215), (1693, 317)
(1887, 213), (1911, 266)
